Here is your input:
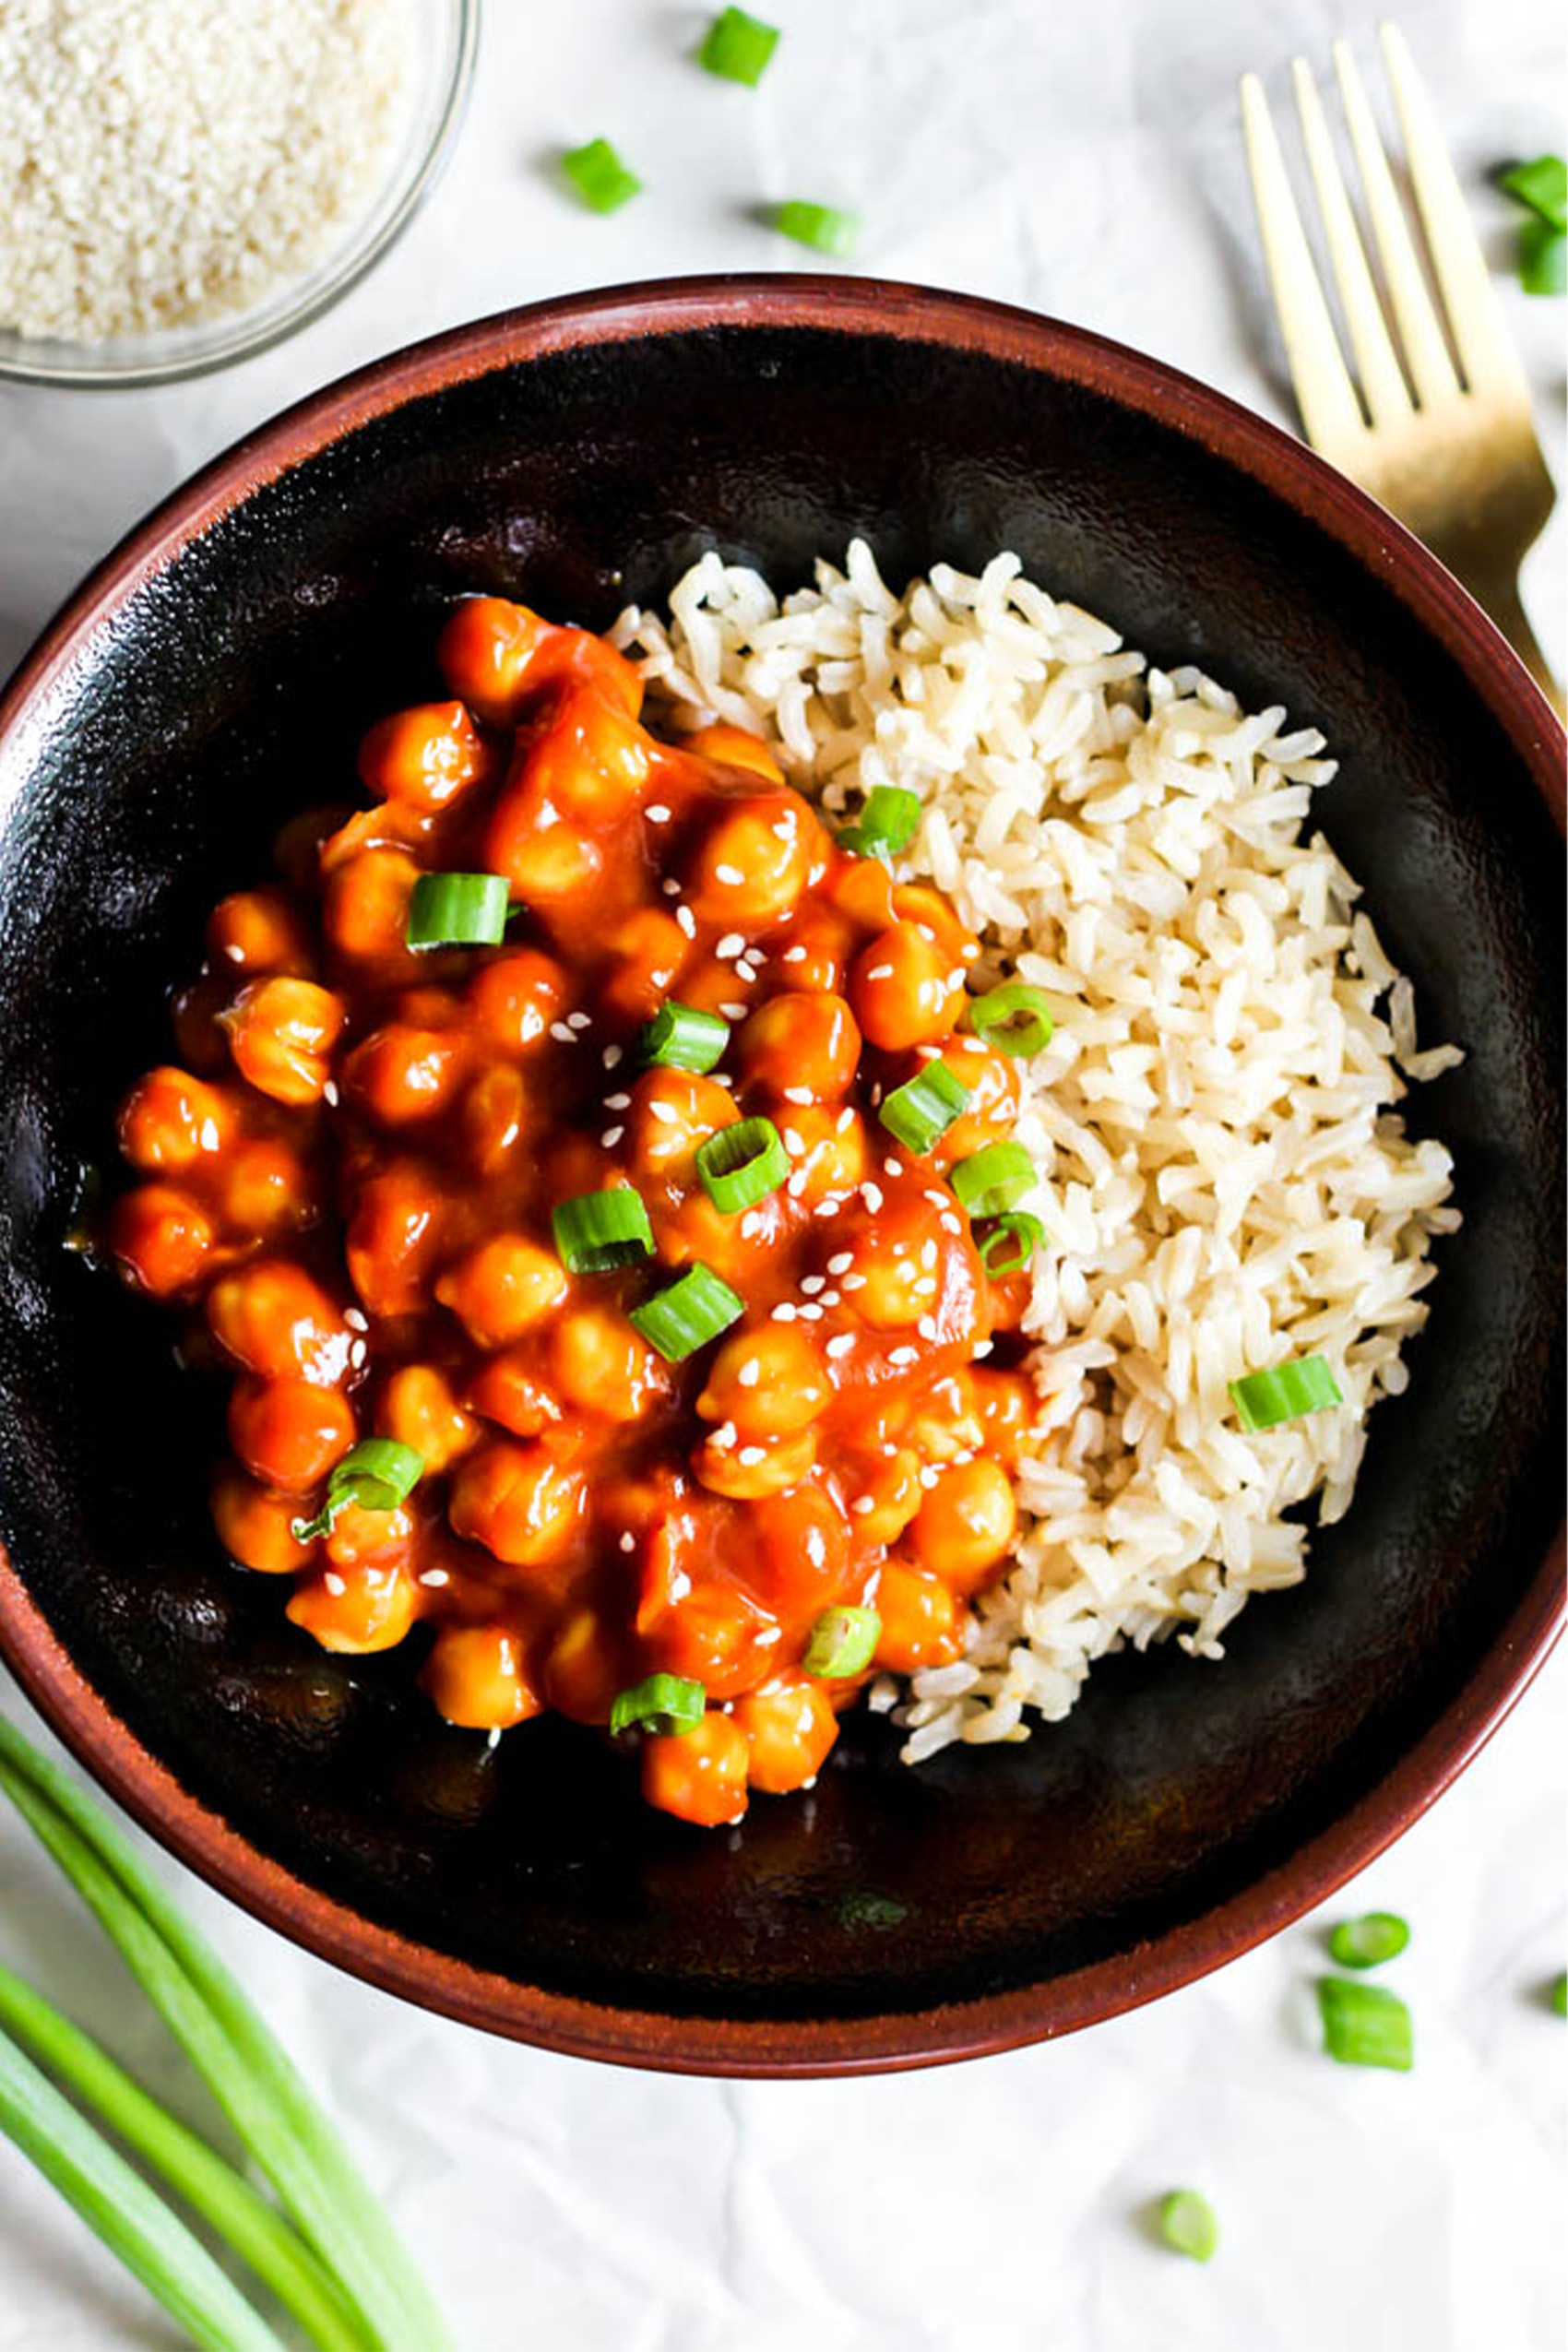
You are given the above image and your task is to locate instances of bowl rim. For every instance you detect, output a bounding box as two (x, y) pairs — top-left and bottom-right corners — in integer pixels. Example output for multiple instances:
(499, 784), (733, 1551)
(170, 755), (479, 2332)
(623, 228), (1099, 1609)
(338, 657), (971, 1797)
(0, 275), (1562, 2076)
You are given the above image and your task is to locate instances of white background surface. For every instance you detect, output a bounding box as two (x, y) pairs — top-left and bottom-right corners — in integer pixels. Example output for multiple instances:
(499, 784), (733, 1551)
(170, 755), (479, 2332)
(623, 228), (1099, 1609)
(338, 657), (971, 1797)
(0, 0), (1563, 2346)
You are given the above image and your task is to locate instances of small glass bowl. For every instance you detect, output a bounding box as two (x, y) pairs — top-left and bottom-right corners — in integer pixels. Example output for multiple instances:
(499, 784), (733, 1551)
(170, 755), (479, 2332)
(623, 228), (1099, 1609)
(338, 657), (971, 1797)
(0, 0), (479, 389)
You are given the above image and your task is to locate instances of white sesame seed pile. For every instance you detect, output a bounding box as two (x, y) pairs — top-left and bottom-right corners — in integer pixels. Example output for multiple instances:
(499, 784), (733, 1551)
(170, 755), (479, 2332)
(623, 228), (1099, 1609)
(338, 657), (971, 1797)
(0, 0), (415, 342)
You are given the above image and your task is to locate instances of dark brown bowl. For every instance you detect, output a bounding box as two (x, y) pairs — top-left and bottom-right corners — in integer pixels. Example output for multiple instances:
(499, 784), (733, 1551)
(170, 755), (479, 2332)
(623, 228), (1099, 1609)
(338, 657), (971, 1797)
(0, 279), (1562, 2075)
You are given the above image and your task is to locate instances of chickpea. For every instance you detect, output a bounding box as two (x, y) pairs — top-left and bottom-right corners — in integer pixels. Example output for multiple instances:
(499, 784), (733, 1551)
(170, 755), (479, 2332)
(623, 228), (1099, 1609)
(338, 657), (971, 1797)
(323, 847), (424, 971)
(891, 882), (978, 971)
(357, 701), (487, 813)
(110, 1184), (214, 1297)
(228, 1377), (355, 1495)
(691, 1426), (815, 1501)
(434, 1233), (568, 1348)
(668, 953), (758, 1021)
(466, 948), (571, 1057)
(737, 992), (861, 1103)
(733, 1681), (839, 1795)
(655, 1185), (783, 1288)
(460, 1064), (529, 1177)
(210, 1462), (315, 1574)
(969, 1366), (1038, 1465)
(778, 1103), (868, 1204)
(465, 1348), (563, 1440)
(170, 971), (232, 1075)
(625, 1070), (737, 1188)
(842, 1199), (944, 1330)
(378, 1364), (477, 1474)
(684, 791), (824, 928)
(118, 1067), (232, 1173)
(927, 1036), (1022, 1167)
(770, 908), (855, 994)
(345, 1164), (445, 1318)
(696, 1324), (829, 1441)
(324, 1494), (415, 1572)
(423, 1623), (542, 1730)
(436, 597), (552, 723)
(484, 773), (601, 904)
(872, 1560), (962, 1671)
(272, 803), (350, 893)
(342, 1025), (466, 1126)
(640, 1711), (750, 1827)
(849, 922), (966, 1051)
(448, 1439), (582, 1567)
(841, 1446), (922, 1545)
(220, 1139), (315, 1241)
(645, 1583), (778, 1701)
(393, 984), (465, 1030)
(550, 1307), (667, 1423)
(523, 625), (644, 720)
(220, 976), (344, 1107)
(287, 1561), (419, 1655)
(598, 908), (691, 1026)
(747, 1483), (852, 1621)
(205, 1259), (350, 1384)
(825, 851), (897, 930)
(543, 1606), (627, 1723)
(683, 722), (784, 783)
(909, 1458), (1017, 1594)
(517, 680), (650, 823)
(206, 886), (315, 978)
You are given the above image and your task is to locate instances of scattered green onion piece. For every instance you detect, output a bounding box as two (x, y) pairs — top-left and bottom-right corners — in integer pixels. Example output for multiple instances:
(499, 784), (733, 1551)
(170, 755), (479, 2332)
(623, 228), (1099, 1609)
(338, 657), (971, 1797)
(977, 1210), (1045, 1277)
(695, 1117), (789, 1214)
(1497, 154), (1567, 230)
(1328, 1911), (1411, 1970)
(636, 1001), (730, 1074)
(697, 5), (779, 85)
(1517, 218), (1567, 296)
(1550, 1971), (1567, 2018)
(837, 785), (921, 861)
(878, 1062), (969, 1155)
(1316, 1976), (1414, 2072)
(629, 1262), (743, 1361)
(404, 872), (509, 949)
(968, 982), (1055, 1058)
(609, 1674), (707, 1737)
(563, 137), (643, 214)
(1229, 1355), (1343, 1431)
(1158, 2188), (1219, 2263)
(950, 1141), (1035, 1219)
(552, 1187), (655, 1274)
(290, 1438), (424, 1546)
(773, 200), (860, 256)
(802, 1606), (881, 1679)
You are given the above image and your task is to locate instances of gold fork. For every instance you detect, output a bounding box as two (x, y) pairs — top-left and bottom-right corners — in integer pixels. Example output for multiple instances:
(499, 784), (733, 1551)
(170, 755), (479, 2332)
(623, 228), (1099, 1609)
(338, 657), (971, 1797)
(1241, 21), (1563, 714)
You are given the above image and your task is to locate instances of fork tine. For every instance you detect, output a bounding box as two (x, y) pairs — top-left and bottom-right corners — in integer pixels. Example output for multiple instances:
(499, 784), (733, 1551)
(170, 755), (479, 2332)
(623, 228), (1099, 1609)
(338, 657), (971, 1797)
(1378, 21), (1528, 398)
(1333, 39), (1458, 408)
(1240, 73), (1364, 451)
(1290, 58), (1413, 427)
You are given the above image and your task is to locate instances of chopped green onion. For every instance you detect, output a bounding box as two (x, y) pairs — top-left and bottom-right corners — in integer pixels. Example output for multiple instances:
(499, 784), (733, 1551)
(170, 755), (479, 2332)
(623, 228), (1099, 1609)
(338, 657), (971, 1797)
(695, 1117), (789, 1214)
(289, 1438), (424, 1546)
(951, 1141), (1035, 1219)
(405, 873), (509, 949)
(629, 1263), (743, 1360)
(636, 1001), (730, 1074)
(802, 1606), (881, 1678)
(977, 1210), (1045, 1277)
(1550, 1971), (1567, 2018)
(1317, 1976), (1414, 2072)
(968, 982), (1055, 1058)
(609, 1674), (707, 1736)
(1229, 1355), (1343, 1431)
(562, 137), (643, 214)
(697, 5), (778, 84)
(1497, 154), (1567, 229)
(1517, 218), (1566, 296)
(878, 1062), (969, 1155)
(837, 785), (921, 861)
(552, 1187), (655, 1274)
(1158, 2189), (1219, 2263)
(773, 200), (860, 256)
(1328, 1912), (1411, 1970)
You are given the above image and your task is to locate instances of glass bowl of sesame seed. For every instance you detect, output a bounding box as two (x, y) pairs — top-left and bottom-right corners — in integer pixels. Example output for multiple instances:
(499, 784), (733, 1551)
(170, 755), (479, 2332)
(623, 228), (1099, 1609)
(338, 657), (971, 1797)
(0, 0), (479, 388)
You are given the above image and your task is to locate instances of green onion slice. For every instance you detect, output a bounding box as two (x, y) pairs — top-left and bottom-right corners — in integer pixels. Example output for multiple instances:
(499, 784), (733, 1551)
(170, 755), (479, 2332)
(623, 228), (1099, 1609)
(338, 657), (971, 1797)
(1498, 154), (1567, 230)
(636, 1001), (730, 1074)
(405, 872), (509, 949)
(837, 785), (921, 861)
(609, 1674), (707, 1737)
(1328, 1912), (1411, 1970)
(1317, 1976), (1414, 2072)
(1158, 2189), (1219, 2263)
(968, 982), (1055, 1058)
(1518, 218), (1567, 297)
(290, 1439), (423, 1546)
(629, 1263), (743, 1361)
(697, 5), (779, 84)
(563, 137), (643, 214)
(1229, 1355), (1343, 1431)
(1550, 1971), (1566, 2018)
(977, 1210), (1045, 1277)
(695, 1117), (788, 1214)
(878, 1062), (969, 1155)
(951, 1141), (1035, 1219)
(552, 1187), (655, 1274)
(802, 1606), (881, 1678)
(773, 200), (860, 256)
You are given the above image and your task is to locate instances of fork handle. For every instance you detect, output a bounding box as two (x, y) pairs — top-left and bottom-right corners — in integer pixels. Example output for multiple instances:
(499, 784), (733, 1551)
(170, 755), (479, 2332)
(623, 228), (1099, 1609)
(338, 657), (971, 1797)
(1467, 572), (1566, 725)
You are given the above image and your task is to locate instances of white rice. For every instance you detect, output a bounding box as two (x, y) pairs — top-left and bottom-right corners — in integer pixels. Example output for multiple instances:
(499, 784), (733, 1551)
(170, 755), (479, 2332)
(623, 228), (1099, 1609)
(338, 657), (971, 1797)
(612, 544), (1461, 1761)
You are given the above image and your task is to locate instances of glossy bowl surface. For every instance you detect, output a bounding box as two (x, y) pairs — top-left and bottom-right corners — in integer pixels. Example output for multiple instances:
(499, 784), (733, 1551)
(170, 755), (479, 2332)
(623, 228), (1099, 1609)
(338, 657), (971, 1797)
(0, 279), (1561, 2073)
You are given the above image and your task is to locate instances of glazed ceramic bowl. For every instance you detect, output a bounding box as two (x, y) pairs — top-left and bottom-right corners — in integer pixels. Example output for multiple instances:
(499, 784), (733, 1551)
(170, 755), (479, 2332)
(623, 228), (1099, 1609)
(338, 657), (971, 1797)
(0, 279), (1561, 2074)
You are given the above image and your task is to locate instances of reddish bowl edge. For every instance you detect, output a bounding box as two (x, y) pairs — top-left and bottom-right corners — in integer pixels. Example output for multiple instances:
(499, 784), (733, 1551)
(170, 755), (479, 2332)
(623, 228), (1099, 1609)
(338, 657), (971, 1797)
(0, 276), (1562, 2076)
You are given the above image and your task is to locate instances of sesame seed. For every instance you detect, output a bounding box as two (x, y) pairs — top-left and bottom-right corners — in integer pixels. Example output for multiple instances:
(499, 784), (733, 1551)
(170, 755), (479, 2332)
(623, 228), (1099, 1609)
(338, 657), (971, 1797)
(662, 877), (683, 896)
(716, 932), (745, 958)
(850, 1492), (875, 1514)
(602, 1043), (623, 1067)
(737, 1360), (761, 1387)
(961, 942), (980, 960)
(821, 1289), (840, 1306)
(866, 964), (895, 982)
(600, 1126), (624, 1147)
(889, 1346), (919, 1366)
(861, 1182), (885, 1212)
(549, 1021), (576, 1042)
(738, 1444), (766, 1466)
(826, 1251), (853, 1274)
(646, 803), (671, 823)
(787, 1170), (808, 1197)
(772, 1302), (798, 1322)
(720, 1002), (749, 1019)
(885, 1158), (903, 1177)
(920, 1465), (941, 1489)
(417, 1568), (450, 1588)
(343, 1306), (368, 1331)
(798, 1302), (824, 1320)
(921, 1238), (938, 1267)
(837, 1107), (856, 1134)
(324, 1572), (346, 1597)
(716, 865), (745, 886)
(783, 1129), (805, 1156)
(740, 1210), (764, 1240)
(918, 1315), (938, 1339)
(648, 1100), (678, 1124)
(618, 1530), (636, 1552)
(603, 1092), (631, 1110)
(826, 1333), (854, 1359)
(782, 1087), (813, 1107)
(566, 1010), (592, 1030)
(808, 862), (827, 885)
(486, 1728), (504, 1751)
(772, 820), (794, 841)
(945, 969), (966, 989)
(675, 904), (697, 937)
(800, 1275), (826, 1295)
(782, 944), (808, 964)
(842, 1272), (867, 1290)
(711, 1420), (739, 1449)
(970, 1338), (993, 1359)
(814, 1196), (841, 1218)
(348, 1339), (368, 1369)
(321, 1079), (339, 1107)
